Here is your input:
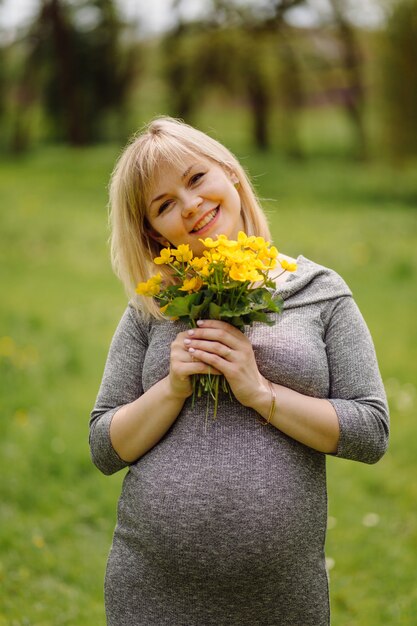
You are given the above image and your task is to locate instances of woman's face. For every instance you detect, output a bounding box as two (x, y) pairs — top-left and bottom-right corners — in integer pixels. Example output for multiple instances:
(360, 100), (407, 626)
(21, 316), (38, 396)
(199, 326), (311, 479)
(145, 157), (244, 256)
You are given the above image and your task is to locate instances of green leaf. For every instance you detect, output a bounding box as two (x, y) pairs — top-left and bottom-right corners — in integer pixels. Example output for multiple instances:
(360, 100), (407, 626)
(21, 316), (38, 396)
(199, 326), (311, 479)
(165, 292), (200, 317)
(230, 316), (245, 330)
(209, 302), (222, 320)
(248, 311), (270, 324)
(190, 292), (214, 320)
(271, 294), (284, 312)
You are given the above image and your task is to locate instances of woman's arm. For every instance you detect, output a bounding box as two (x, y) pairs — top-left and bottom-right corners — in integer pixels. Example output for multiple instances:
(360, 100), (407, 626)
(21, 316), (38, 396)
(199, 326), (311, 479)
(90, 307), (221, 474)
(249, 382), (340, 454)
(184, 303), (389, 463)
(184, 320), (339, 454)
(108, 336), (220, 464)
(321, 295), (389, 463)
(108, 376), (187, 464)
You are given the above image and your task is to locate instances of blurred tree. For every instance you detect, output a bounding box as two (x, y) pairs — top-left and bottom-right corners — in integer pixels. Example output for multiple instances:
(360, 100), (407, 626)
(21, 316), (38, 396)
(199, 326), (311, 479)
(276, 31), (304, 158)
(222, 0), (306, 152)
(163, 0), (306, 152)
(8, 42), (38, 153)
(0, 0), (6, 128)
(380, 0), (417, 160)
(0, 45), (5, 124)
(327, 0), (367, 159)
(162, 20), (202, 122)
(11, 0), (139, 147)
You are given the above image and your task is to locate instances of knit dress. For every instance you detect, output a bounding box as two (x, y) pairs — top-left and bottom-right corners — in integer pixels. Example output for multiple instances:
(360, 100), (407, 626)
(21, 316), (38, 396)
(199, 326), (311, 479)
(90, 256), (389, 626)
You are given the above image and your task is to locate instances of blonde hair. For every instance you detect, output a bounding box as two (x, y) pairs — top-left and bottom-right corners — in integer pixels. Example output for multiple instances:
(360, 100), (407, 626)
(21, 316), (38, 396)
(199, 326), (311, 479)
(109, 116), (272, 318)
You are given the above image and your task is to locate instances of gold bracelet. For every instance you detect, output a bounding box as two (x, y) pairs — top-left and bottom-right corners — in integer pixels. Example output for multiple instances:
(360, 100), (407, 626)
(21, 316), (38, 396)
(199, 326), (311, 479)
(259, 380), (276, 425)
(266, 380), (276, 424)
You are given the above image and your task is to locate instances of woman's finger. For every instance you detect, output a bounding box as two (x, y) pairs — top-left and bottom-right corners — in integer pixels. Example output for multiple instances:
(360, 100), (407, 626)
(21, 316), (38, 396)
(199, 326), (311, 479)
(186, 348), (231, 374)
(175, 359), (222, 377)
(186, 340), (234, 360)
(196, 319), (243, 337)
(185, 324), (243, 351)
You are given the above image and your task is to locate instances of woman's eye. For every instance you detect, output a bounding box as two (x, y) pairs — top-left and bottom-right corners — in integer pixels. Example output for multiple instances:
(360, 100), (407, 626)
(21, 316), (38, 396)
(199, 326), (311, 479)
(158, 200), (172, 214)
(190, 172), (205, 185)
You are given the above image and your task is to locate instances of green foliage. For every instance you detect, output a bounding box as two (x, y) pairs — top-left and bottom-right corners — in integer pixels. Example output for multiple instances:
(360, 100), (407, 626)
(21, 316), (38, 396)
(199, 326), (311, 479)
(1, 0), (413, 161)
(163, 285), (282, 330)
(0, 114), (416, 623)
(7, 0), (139, 147)
(379, 0), (417, 159)
(0, 45), (5, 119)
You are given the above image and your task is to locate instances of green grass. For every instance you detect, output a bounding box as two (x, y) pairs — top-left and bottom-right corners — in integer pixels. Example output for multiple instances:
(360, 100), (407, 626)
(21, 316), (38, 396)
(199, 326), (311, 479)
(0, 130), (416, 624)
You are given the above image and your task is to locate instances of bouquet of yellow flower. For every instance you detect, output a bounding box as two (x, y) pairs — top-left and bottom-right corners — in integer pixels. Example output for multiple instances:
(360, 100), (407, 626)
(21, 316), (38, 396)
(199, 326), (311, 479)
(136, 231), (297, 417)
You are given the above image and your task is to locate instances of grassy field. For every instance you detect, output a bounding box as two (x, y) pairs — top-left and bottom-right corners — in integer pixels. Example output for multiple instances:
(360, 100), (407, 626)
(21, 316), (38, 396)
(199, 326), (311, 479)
(0, 124), (416, 625)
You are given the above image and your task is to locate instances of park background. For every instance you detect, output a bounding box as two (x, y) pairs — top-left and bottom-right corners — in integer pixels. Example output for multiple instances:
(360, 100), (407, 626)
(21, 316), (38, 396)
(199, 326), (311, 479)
(0, 0), (416, 624)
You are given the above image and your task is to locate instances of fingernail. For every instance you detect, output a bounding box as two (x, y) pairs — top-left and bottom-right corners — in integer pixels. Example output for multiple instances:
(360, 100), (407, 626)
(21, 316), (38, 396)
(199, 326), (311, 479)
(189, 347), (195, 353)
(184, 338), (191, 345)
(196, 320), (204, 326)
(188, 329), (194, 336)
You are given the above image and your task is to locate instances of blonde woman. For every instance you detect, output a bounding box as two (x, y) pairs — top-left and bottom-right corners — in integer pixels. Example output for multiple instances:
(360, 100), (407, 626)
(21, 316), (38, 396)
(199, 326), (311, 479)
(90, 117), (389, 626)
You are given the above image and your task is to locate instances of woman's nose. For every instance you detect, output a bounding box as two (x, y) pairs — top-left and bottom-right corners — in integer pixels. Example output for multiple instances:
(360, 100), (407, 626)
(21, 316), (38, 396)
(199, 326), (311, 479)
(181, 192), (202, 217)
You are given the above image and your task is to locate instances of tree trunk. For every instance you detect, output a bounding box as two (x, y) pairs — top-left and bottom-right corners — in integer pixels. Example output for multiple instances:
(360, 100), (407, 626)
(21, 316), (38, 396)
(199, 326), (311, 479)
(45, 0), (86, 145)
(329, 0), (367, 160)
(247, 70), (270, 151)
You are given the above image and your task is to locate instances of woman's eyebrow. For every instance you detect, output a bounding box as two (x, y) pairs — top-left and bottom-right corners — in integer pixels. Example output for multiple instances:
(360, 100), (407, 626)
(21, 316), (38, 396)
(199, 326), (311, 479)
(181, 165), (193, 179)
(149, 192), (167, 208)
(149, 164), (196, 208)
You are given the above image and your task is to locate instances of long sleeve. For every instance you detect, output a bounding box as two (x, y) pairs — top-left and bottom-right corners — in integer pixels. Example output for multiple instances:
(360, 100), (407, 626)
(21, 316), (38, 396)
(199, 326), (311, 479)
(89, 305), (149, 475)
(324, 295), (389, 464)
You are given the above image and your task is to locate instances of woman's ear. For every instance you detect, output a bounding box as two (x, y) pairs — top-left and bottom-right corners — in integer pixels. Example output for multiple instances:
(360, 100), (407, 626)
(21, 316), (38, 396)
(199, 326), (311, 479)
(224, 164), (239, 187)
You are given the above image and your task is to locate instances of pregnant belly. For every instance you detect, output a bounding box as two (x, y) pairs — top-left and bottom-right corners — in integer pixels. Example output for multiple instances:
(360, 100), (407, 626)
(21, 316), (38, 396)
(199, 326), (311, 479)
(115, 440), (327, 582)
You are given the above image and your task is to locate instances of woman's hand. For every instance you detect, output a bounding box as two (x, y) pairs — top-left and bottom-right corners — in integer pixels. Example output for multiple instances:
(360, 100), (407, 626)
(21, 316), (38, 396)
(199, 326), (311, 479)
(169, 329), (222, 399)
(181, 320), (340, 454)
(182, 319), (268, 407)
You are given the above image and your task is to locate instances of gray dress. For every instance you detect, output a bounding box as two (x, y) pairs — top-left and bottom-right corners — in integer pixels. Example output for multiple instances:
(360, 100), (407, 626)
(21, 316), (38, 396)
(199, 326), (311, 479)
(90, 256), (389, 626)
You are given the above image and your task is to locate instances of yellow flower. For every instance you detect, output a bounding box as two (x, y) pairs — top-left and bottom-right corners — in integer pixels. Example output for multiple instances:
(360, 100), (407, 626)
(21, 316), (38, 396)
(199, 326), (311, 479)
(253, 258), (270, 270)
(268, 246), (279, 259)
(154, 248), (174, 265)
(179, 276), (204, 292)
(280, 258), (298, 272)
(209, 252), (223, 263)
(246, 236), (268, 252)
(190, 256), (209, 271)
(228, 265), (245, 281)
(136, 273), (162, 297)
(151, 273), (163, 284)
(199, 237), (219, 248)
(200, 264), (213, 278)
(229, 264), (263, 282)
(172, 244), (193, 263)
(215, 234), (238, 248)
(242, 266), (263, 282)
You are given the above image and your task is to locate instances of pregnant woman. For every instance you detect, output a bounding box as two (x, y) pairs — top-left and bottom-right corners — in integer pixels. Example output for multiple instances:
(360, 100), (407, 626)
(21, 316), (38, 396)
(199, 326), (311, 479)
(90, 116), (389, 625)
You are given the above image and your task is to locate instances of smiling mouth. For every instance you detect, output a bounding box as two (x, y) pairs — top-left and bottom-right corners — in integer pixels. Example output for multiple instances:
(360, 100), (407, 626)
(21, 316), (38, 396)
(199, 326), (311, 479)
(190, 207), (219, 233)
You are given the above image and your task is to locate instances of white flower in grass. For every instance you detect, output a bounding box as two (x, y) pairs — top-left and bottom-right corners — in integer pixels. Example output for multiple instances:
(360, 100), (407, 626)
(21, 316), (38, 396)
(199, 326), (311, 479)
(362, 512), (380, 527)
(384, 378), (415, 412)
(396, 387), (414, 412)
(325, 557), (335, 571)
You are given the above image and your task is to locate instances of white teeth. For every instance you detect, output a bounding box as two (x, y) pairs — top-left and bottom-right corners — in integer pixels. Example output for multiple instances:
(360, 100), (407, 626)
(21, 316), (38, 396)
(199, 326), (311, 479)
(192, 208), (218, 232)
